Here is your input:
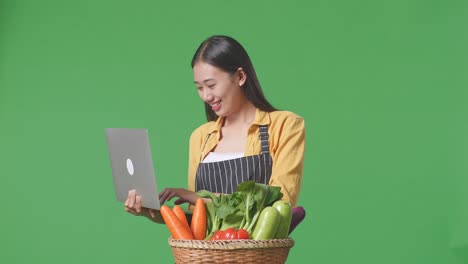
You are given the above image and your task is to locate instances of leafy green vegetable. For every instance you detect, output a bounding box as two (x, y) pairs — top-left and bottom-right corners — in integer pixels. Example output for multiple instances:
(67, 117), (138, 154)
(196, 181), (283, 239)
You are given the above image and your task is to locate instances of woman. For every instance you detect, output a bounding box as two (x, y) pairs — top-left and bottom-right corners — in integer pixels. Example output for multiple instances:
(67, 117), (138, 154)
(125, 35), (305, 224)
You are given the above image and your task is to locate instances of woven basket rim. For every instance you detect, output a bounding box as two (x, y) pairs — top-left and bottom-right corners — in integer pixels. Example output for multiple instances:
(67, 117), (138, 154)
(168, 237), (295, 250)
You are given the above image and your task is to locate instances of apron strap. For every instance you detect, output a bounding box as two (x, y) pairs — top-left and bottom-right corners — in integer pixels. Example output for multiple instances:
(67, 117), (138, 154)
(259, 125), (269, 154)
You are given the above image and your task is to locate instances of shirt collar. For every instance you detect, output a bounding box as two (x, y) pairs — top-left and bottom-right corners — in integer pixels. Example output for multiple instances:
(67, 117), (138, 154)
(251, 108), (271, 126)
(207, 108), (271, 134)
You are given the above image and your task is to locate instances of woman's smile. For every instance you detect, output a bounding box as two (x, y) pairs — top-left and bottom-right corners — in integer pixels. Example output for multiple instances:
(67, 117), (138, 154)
(211, 100), (222, 111)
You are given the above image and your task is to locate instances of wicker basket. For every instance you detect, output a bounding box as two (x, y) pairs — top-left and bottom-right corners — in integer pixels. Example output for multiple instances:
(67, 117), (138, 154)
(168, 238), (295, 264)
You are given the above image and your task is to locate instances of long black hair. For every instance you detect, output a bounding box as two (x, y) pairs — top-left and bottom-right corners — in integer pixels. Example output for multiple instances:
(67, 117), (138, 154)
(191, 35), (277, 121)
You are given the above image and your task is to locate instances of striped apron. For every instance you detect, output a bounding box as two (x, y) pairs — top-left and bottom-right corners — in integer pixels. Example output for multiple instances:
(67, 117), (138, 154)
(195, 125), (272, 193)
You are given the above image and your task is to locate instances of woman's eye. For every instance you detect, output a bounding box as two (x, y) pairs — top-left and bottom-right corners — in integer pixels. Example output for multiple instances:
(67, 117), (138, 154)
(208, 84), (216, 89)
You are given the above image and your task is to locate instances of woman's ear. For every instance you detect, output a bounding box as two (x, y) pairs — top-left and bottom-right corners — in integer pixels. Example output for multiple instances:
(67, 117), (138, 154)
(236, 67), (247, 87)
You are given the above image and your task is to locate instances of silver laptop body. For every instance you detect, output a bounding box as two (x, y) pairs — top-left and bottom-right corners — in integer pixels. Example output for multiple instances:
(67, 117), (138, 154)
(105, 128), (160, 210)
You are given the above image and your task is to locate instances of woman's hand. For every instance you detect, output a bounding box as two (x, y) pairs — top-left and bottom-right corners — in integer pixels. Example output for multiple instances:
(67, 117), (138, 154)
(125, 189), (164, 223)
(158, 188), (199, 205)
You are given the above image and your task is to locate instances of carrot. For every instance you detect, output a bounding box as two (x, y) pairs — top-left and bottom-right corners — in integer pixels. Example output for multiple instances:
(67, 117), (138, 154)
(160, 205), (194, 240)
(173, 205), (191, 234)
(190, 198), (207, 240)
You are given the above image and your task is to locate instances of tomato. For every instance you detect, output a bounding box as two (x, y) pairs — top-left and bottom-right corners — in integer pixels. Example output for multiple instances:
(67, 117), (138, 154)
(224, 228), (237, 239)
(211, 228), (250, 240)
(210, 230), (226, 240)
(237, 229), (250, 239)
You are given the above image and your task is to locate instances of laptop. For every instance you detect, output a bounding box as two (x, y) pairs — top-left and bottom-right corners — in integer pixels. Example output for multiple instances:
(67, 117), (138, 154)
(105, 128), (161, 210)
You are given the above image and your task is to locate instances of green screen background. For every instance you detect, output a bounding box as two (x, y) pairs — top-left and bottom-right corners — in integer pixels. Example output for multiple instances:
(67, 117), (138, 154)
(1, 0), (467, 263)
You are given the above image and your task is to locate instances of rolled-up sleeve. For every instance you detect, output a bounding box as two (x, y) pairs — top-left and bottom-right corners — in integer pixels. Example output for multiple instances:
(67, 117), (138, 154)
(269, 116), (306, 207)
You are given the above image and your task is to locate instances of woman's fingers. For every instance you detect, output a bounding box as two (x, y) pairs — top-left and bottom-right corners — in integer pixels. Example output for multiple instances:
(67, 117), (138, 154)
(125, 205), (137, 215)
(159, 188), (174, 204)
(158, 188), (198, 205)
(135, 195), (142, 213)
(158, 188), (169, 203)
(174, 198), (187, 205)
(128, 189), (136, 208)
(124, 188), (193, 222)
(125, 189), (141, 216)
(159, 193), (175, 204)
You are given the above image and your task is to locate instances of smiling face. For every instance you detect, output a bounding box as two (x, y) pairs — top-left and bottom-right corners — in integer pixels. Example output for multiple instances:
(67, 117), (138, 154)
(193, 61), (247, 117)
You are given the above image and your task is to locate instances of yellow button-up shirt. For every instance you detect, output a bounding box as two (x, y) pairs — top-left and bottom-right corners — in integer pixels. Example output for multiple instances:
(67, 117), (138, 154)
(188, 108), (306, 207)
